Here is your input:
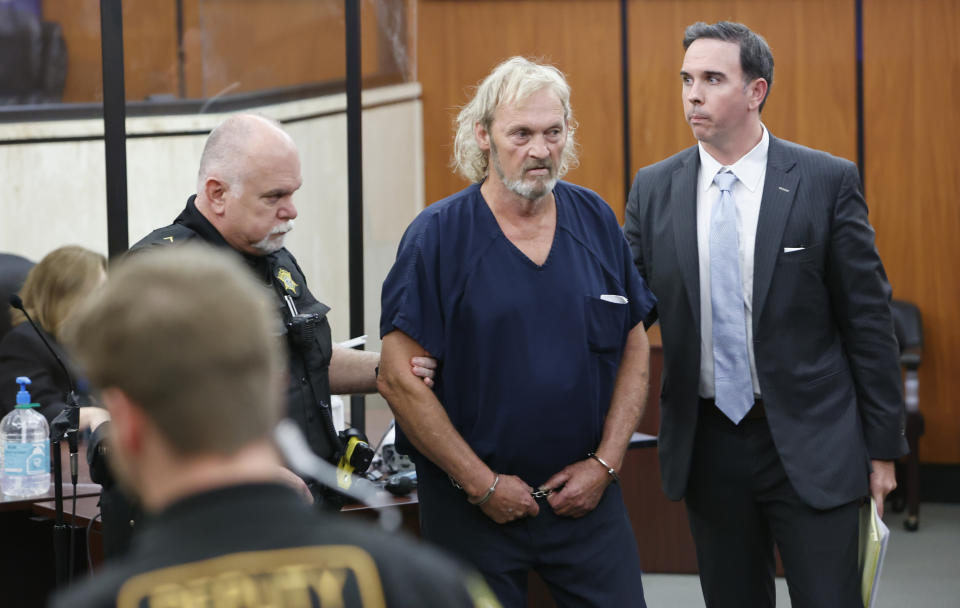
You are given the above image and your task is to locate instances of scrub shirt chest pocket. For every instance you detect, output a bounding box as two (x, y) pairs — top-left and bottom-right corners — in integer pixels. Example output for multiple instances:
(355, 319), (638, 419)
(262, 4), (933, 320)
(585, 295), (629, 353)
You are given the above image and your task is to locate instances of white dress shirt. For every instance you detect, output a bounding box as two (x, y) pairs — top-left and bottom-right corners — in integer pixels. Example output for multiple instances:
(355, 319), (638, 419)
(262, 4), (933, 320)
(697, 125), (769, 399)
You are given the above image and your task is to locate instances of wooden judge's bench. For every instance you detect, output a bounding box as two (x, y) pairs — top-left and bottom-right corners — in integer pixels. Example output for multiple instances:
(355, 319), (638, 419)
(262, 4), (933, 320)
(622, 332), (701, 574)
(24, 335), (704, 606)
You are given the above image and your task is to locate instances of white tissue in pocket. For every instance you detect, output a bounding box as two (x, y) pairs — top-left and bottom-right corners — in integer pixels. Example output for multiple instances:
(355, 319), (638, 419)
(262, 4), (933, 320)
(600, 294), (629, 304)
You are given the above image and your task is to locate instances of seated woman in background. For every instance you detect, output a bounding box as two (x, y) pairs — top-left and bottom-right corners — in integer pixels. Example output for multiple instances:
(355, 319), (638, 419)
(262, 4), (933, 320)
(0, 245), (108, 429)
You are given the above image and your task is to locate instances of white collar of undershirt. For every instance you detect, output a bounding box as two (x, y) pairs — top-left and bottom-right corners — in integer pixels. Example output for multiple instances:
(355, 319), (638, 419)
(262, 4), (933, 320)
(698, 124), (769, 193)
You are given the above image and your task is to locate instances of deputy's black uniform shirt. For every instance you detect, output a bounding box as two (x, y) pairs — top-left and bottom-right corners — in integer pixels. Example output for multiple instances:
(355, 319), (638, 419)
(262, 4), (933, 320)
(129, 196), (341, 463)
(51, 483), (499, 608)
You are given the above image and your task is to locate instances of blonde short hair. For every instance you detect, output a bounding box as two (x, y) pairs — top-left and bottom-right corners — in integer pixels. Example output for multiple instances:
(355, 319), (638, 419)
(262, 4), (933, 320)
(452, 56), (579, 183)
(65, 245), (286, 456)
(12, 245), (106, 341)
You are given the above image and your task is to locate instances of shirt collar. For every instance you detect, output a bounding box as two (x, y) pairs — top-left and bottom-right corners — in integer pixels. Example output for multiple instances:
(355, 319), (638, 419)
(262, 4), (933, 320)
(175, 195), (276, 281)
(698, 124), (769, 193)
(176, 195), (232, 248)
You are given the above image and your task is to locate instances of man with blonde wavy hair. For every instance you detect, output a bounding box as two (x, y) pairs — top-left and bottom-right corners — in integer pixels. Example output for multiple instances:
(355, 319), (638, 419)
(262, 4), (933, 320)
(379, 57), (655, 606)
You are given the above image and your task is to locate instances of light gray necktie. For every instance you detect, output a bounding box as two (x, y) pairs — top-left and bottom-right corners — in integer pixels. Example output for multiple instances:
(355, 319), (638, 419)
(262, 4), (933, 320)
(710, 171), (753, 424)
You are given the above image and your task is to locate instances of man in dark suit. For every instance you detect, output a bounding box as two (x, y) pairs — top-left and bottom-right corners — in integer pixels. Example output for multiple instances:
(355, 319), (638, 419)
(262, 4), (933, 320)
(624, 21), (907, 608)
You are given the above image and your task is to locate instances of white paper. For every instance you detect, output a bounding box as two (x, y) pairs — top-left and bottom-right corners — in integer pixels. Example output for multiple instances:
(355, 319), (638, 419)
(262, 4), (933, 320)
(859, 497), (890, 608)
(338, 335), (368, 348)
(600, 294), (628, 304)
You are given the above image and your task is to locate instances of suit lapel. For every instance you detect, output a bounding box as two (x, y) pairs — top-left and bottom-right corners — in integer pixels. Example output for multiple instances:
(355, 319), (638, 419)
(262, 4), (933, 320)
(671, 149), (702, 330)
(753, 136), (799, 328)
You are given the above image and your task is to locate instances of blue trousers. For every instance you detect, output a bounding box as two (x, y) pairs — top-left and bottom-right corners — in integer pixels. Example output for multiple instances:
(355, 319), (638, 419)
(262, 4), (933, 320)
(416, 461), (647, 608)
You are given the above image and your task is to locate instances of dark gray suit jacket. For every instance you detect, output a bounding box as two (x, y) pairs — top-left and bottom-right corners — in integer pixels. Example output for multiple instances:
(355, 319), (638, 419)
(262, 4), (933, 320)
(624, 135), (907, 509)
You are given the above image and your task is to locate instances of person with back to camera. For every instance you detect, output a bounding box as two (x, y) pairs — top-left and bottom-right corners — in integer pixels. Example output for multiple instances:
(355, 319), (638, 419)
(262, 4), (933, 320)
(50, 244), (501, 608)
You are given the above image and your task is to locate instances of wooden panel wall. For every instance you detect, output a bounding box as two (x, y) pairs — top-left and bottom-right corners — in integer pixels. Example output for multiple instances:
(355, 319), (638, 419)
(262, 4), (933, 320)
(628, 0), (857, 170)
(417, 0), (626, 218)
(864, 0), (960, 464)
(43, 0), (181, 102)
(418, 1), (960, 464)
(42, 0), (404, 103)
(33, 1), (960, 463)
(182, 0), (363, 98)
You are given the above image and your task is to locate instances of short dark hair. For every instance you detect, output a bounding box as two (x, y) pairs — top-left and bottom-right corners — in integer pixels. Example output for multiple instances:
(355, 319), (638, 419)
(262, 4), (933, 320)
(683, 21), (774, 112)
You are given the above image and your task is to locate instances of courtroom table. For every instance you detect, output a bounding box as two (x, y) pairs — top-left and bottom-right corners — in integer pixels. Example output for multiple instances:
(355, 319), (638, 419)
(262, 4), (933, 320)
(0, 482), (100, 512)
(32, 491), (421, 575)
(340, 490), (421, 536)
(35, 492), (423, 539)
(624, 342), (702, 575)
(0, 441), (101, 605)
(29, 432), (672, 608)
(33, 495), (102, 527)
(24, 342), (707, 606)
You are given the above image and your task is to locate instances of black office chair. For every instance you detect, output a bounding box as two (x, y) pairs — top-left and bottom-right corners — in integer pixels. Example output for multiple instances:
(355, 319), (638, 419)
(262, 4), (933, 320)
(889, 299), (924, 531)
(0, 253), (35, 342)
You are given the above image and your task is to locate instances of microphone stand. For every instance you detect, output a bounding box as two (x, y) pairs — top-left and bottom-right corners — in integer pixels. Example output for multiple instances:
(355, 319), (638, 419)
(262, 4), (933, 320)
(64, 392), (80, 584)
(45, 389), (79, 588)
(8, 295), (79, 587)
(50, 400), (79, 587)
(51, 429), (67, 586)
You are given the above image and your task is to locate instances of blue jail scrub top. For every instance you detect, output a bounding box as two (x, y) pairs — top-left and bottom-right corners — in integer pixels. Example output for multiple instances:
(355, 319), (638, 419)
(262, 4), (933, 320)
(380, 181), (656, 486)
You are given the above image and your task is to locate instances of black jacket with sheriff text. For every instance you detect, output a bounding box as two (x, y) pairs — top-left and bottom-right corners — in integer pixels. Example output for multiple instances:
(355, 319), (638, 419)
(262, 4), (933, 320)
(52, 484), (498, 608)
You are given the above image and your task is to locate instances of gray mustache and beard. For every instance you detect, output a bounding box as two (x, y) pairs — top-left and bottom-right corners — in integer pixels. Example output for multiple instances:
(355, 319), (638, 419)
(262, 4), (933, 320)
(490, 140), (559, 201)
(252, 220), (295, 254)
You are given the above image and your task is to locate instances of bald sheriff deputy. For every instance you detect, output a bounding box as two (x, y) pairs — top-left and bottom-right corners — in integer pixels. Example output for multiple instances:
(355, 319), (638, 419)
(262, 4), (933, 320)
(128, 113), (436, 505)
